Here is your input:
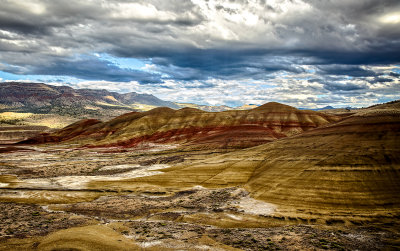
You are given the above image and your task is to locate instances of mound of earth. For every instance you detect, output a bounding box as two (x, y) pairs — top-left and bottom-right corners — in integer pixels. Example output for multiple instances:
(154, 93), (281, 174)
(21, 102), (340, 149)
(107, 105), (400, 217)
(37, 225), (139, 251)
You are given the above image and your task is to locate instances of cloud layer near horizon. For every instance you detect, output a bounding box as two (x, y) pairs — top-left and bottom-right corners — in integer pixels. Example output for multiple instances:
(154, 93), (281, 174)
(0, 0), (399, 107)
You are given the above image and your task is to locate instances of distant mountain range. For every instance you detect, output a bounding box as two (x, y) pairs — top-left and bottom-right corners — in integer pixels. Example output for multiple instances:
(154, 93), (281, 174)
(0, 82), (267, 130)
(175, 103), (233, 112)
(298, 105), (355, 111)
(0, 81), (389, 133)
(174, 103), (259, 112)
(0, 82), (178, 128)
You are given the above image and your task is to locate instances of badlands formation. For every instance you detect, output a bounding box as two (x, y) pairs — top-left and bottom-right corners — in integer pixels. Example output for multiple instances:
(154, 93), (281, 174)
(0, 101), (399, 250)
(23, 102), (339, 149)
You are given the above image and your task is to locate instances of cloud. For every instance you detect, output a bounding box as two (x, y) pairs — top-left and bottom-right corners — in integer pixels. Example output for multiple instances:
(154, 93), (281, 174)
(389, 72), (400, 78)
(368, 77), (394, 84)
(0, 55), (162, 83)
(323, 82), (368, 92)
(0, 0), (399, 107)
(317, 65), (379, 77)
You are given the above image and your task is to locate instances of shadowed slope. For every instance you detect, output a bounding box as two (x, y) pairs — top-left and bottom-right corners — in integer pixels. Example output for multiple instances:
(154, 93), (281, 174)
(0, 125), (51, 143)
(244, 109), (400, 211)
(20, 119), (102, 144)
(22, 102), (340, 149)
(120, 105), (400, 214)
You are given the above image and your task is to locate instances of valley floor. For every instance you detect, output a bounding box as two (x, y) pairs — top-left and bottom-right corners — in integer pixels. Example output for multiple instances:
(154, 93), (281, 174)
(0, 144), (399, 250)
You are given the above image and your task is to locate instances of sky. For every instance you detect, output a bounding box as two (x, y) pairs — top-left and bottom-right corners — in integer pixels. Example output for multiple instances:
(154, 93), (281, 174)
(0, 0), (399, 108)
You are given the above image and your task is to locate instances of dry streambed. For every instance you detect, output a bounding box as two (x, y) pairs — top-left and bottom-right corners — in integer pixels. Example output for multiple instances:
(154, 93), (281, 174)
(0, 163), (171, 204)
(0, 144), (179, 204)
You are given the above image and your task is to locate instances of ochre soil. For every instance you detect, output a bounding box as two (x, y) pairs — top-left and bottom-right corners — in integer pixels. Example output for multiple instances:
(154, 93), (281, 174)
(0, 144), (399, 250)
(1, 102), (399, 250)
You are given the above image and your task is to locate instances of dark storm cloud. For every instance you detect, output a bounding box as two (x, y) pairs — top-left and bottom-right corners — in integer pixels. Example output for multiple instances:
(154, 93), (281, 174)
(389, 72), (400, 78)
(0, 16), (51, 35)
(1, 55), (161, 83)
(0, 0), (201, 35)
(301, 48), (400, 65)
(0, 1), (106, 35)
(0, 0), (399, 107)
(149, 49), (307, 81)
(324, 82), (367, 92)
(368, 77), (394, 84)
(317, 65), (378, 77)
(0, 0), (399, 79)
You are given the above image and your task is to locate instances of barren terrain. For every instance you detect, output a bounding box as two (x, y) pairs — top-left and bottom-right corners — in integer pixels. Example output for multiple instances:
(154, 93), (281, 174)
(0, 142), (399, 250)
(0, 101), (399, 250)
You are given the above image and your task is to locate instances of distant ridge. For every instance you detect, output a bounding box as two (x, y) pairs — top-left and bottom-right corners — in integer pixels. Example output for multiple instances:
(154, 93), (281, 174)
(175, 103), (260, 112)
(0, 82), (179, 127)
(175, 103), (233, 112)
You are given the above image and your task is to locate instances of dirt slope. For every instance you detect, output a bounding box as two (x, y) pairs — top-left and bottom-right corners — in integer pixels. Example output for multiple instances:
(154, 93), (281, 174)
(22, 102), (340, 149)
(120, 104), (400, 216)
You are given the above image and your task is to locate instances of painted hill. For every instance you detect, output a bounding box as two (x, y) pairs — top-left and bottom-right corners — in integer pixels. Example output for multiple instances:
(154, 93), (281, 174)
(21, 102), (340, 149)
(0, 82), (179, 127)
(124, 101), (400, 217)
